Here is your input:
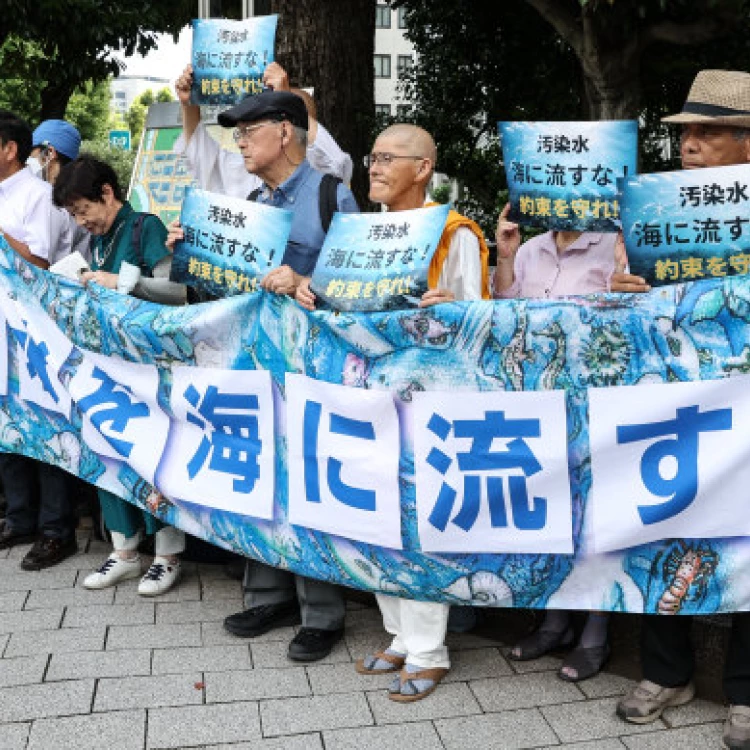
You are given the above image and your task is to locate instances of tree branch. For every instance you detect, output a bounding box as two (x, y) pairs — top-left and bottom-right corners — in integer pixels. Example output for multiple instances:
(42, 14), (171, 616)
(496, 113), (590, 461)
(646, 11), (742, 46)
(524, 0), (583, 57)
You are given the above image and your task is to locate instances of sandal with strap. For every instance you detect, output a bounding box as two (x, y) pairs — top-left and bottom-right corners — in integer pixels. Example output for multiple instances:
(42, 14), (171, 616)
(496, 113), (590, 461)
(388, 666), (449, 703)
(507, 626), (575, 662)
(558, 642), (610, 683)
(355, 649), (406, 675)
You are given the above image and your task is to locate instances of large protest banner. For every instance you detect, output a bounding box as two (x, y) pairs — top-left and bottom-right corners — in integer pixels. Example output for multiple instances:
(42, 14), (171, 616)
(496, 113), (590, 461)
(2, 239), (750, 615)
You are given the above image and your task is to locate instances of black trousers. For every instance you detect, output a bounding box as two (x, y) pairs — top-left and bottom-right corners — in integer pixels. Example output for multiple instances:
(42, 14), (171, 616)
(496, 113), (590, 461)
(0, 454), (75, 539)
(641, 612), (750, 705)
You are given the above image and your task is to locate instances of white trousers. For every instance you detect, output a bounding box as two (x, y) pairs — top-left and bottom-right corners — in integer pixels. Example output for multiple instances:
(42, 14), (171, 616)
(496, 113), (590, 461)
(375, 594), (450, 669)
(111, 526), (185, 556)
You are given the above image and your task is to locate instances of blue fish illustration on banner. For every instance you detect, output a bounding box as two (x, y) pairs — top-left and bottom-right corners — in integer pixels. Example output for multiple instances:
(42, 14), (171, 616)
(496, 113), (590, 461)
(620, 164), (750, 287)
(191, 16), (278, 106)
(5, 234), (750, 615)
(309, 204), (450, 312)
(499, 121), (638, 232)
(171, 187), (292, 297)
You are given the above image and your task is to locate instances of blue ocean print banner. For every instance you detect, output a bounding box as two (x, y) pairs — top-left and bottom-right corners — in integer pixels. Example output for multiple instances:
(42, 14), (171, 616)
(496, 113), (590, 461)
(191, 16), (278, 106)
(7, 236), (750, 614)
(309, 204), (450, 312)
(499, 120), (638, 232)
(620, 164), (750, 287)
(171, 187), (292, 298)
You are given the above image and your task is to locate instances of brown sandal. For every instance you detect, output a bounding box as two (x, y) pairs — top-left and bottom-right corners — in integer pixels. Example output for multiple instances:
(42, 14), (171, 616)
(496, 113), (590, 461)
(355, 650), (406, 675)
(388, 666), (449, 702)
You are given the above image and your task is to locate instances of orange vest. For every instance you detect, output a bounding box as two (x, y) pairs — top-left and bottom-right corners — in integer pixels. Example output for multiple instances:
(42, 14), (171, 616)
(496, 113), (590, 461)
(425, 203), (491, 300)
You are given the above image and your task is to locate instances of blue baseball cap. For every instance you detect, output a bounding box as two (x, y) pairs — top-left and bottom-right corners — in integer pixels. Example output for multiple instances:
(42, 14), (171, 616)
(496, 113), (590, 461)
(32, 119), (81, 160)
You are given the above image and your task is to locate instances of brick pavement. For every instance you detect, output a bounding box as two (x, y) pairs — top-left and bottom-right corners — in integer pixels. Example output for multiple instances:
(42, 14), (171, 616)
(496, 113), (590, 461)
(0, 531), (729, 749)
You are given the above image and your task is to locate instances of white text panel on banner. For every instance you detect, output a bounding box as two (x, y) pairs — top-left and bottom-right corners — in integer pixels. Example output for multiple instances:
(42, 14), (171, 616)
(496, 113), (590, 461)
(413, 389), (574, 553)
(589, 377), (750, 553)
(286, 373), (403, 549)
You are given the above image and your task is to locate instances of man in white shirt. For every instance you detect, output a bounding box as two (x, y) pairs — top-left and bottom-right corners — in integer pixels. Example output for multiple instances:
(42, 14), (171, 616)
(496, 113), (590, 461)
(173, 62), (353, 198)
(0, 109), (77, 570)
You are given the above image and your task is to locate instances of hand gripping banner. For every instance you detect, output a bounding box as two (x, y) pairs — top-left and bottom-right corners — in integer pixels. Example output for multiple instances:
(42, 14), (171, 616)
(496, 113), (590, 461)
(2, 241), (750, 615)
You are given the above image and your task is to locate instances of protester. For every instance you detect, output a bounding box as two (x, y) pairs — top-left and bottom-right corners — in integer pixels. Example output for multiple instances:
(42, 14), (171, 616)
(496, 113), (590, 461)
(29, 118), (91, 263)
(173, 61), (353, 199)
(53, 154), (186, 596)
(170, 89), (360, 661)
(612, 69), (750, 750)
(295, 124), (489, 701)
(0, 109), (78, 570)
(493, 208), (617, 682)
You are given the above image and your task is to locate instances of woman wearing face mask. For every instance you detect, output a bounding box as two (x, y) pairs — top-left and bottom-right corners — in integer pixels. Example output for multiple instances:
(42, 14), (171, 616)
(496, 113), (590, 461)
(29, 120), (91, 264)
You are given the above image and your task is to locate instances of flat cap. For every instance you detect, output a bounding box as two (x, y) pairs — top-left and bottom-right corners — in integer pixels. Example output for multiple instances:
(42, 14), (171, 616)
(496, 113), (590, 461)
(217, 90), (308, 130)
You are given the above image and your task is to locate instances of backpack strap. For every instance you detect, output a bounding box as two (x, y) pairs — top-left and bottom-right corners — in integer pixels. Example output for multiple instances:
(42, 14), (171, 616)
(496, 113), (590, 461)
(318, 173), (341, 233)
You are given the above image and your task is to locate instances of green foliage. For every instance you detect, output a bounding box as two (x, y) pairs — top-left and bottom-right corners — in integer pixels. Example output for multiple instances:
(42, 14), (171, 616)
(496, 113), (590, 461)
(138, 90), (155, 108)
(66, 79), (111, 141)
(156, 87), (174, 103)
(430, 184), (451, 204)
(79, 140), (136, 196)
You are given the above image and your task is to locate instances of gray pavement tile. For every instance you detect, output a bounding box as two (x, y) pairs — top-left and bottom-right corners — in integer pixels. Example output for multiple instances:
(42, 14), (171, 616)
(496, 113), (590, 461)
(0, 607), (63, 634)
(0, 678), (94, 721)
(194, 737), (323, 750)
(156, 600), (242, 624)
(195, 563), (230, 579)
(199, 579), (243, 602)
(94, 673), (204, 711)
(260, 693), (373, 737)
(205, 667), (310, 703)
(114, 574), (201, 604)
(577, 671), (635, 699)
(506, 651), (565, 674)
(443, 646), (514, 682)
(621, 723), (724, 749)
(537, 741), (627, 749)
(445, 630), (506, 650)
(107, 623), (202, 650)
(201, 620), (298, 646)
(50, 553), (118, 571)
(541, 696), (665, 743)
(324, 721), (444, 750)
(344, 630), (390, 661)
(0, 591), (27, 612)
(306, 662), (396, 695)
(0, 722), (30, 750)
(251, 637), (351, 669)
(5, 625), (106, 657)
(662, 698), (727, 727)
(342, 607), (385, 632)
(435, 708), (559, 750)
(366, 681), (482, 724)
(0, 633), (8, 656)
(0, 654), (48, 688)
(24, 586), (114, 609)
(46, 649), (152, 681)
(27, 709), (145, 750)
(469, 670), (584, 711)
(63, 602), (155, 628)
(0, 567), (78, 591)
(147, 701), (261, 748)
(152, 644), (252, 675)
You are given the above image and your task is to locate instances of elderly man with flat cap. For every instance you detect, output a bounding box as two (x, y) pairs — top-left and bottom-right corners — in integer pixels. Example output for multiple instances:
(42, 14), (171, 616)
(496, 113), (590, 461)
(200, 89), (359, 662)
(613, 69), (750, 750)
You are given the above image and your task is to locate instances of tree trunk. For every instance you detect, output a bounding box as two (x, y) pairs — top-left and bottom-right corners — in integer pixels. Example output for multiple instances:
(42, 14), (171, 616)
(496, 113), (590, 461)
(270, 0), (376, 208)
(40, 79), (75, 121)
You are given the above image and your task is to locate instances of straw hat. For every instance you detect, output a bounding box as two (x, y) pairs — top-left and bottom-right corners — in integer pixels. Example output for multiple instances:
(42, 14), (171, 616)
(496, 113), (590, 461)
(662, 69), (750, 128)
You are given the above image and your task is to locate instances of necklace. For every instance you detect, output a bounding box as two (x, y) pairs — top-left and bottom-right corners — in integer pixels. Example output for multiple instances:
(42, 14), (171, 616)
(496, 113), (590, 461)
(94, 220), (124, 269)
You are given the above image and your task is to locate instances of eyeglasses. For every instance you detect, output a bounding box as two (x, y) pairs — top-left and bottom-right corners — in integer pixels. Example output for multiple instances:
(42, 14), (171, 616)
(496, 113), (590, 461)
(363, 152), (427, 168)
(232, 121), (279, 143)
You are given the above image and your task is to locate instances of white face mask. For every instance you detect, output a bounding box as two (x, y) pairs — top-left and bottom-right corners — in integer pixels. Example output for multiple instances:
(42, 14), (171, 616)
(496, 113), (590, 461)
(26, 156), (43, 177)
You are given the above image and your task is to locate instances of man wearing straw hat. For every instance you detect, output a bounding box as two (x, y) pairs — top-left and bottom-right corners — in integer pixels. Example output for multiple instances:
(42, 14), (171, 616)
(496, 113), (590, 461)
(614, 70), (750, 750)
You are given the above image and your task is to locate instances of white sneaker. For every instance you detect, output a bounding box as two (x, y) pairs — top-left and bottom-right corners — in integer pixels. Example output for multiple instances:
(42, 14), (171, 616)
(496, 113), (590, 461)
(137, 557), (181, 597)
(83, 555), (141, 590)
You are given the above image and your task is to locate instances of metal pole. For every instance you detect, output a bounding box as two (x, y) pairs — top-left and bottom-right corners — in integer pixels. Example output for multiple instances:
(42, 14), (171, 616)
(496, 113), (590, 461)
(242, 0), (254, 18)
(198, 0), (211, 18)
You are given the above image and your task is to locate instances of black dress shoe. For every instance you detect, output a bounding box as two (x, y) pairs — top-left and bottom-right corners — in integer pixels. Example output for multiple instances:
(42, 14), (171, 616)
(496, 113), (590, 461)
(223, 601), (300, 637)
(287, 627), (344, 662)
(20, 536), (78, 571)
(0, 526), (37, 550)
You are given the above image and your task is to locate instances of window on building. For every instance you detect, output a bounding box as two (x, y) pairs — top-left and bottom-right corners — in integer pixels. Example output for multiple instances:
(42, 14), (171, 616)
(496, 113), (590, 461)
(374, 54), (391, 79)
(375, 104), (392, 116)
(396, 104), (412, 118)
(375, 4), (391, 28)
(397, 55), (413, 77)
(397, 7), (408, 28)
